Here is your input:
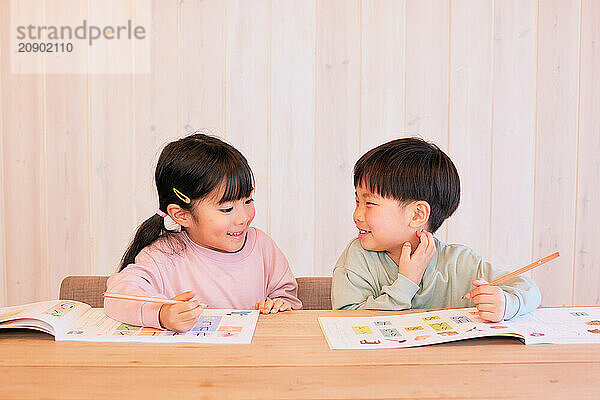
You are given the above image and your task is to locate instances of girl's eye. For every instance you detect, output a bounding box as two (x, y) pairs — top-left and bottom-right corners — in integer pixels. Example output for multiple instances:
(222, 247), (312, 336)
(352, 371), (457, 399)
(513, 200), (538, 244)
(245, 198), (254, 204)
(366, 202), (377, 206)
(220, 207), (234, 213)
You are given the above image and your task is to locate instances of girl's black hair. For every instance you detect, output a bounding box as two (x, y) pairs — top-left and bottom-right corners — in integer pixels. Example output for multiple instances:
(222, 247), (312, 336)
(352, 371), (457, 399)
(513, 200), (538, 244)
(118, 133), (254, 271)
(353, 137), (460, 233)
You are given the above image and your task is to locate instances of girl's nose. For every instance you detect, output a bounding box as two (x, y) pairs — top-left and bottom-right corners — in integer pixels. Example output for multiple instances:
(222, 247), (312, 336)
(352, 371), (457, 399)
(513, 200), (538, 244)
(235, 210), (249, 225)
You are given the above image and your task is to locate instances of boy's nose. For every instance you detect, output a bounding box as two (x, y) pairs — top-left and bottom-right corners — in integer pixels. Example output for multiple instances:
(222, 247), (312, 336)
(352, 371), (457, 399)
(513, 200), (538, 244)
(353, 207), (364, 222)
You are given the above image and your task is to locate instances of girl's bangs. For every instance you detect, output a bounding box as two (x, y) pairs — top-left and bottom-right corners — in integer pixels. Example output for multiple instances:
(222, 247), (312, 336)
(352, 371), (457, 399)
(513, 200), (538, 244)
(217, 163), (254, 203)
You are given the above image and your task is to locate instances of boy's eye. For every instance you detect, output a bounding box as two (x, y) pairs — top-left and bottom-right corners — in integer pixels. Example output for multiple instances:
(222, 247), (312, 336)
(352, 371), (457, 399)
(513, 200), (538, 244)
(220, 207), (234, 213)
(366, 202), (377, 206)
(245, 198), (254, 204)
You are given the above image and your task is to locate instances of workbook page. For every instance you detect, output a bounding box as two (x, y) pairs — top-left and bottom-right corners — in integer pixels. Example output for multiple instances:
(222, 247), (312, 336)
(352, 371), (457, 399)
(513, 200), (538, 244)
(319, 307), (600, 349)
(500, 307), (600, 344)
(0, 300), (91, 336)
(57, 308), (259, 343)
(319, 308), (514, 349)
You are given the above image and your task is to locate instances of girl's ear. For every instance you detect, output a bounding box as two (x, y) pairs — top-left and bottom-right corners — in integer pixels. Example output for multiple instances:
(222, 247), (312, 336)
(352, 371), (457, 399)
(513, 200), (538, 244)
(166, 203), (193, 228)
(408, 200), (430, 229)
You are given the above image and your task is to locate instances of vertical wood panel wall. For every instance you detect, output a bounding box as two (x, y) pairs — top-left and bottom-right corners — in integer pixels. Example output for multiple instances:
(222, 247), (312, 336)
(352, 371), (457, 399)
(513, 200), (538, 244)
(1, 0), (598, 307)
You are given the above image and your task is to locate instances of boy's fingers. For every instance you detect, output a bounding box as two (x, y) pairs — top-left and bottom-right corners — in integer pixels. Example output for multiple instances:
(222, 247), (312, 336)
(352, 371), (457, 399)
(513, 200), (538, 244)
(473, 286), (500, 298)
(414, 231), (429, 257)
(426, 232), (436, 255)
(478, 311), (501, 322)
(468, 287), (483, 298)
(476, 303), (499, 313)
(471, 294), (498, 304)
(400, 242), (411, 263)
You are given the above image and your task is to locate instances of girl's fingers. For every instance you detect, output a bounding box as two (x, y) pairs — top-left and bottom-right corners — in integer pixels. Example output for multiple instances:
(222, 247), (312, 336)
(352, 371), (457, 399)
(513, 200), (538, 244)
(257, 300), (266, 311)
(262, 298), (274, 314)
(179, 305), (203, 320)
(170, 290), (196, 301)
(280, 302), (292, 311)
(271, 299), (284, 313)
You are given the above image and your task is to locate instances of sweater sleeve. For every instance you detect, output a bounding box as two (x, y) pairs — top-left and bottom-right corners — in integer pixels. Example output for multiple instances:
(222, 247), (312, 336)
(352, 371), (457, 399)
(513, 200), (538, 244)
(263, 233), (302, 309)
(331, 241), (419, 310)
(103, 251), (168, 329)
(473, 254), (542, 320)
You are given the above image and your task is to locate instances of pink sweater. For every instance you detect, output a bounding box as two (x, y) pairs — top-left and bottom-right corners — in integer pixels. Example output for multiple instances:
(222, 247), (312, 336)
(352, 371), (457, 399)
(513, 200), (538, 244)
(104, 227), (302, 328)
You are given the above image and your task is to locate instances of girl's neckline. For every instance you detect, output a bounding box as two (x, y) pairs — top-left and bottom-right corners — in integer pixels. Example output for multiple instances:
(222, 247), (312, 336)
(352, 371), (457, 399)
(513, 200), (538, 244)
(181, 227), (258, 262)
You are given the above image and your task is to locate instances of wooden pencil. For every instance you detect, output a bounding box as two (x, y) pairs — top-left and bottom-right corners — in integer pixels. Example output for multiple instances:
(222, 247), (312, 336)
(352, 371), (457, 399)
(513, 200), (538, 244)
(103, 292), (207, 307)
(463, 251), (560, 299)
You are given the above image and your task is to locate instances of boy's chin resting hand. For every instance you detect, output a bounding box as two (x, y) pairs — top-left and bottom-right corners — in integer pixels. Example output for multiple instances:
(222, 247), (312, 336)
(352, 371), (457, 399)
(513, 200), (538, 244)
(253, 298), (293, 314)
(396, 230), (436, 285)
(466, 278), (506, 322)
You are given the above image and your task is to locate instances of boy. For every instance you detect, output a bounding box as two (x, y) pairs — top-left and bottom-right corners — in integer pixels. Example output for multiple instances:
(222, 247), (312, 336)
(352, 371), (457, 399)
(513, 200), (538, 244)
(331, 138), (541, 322)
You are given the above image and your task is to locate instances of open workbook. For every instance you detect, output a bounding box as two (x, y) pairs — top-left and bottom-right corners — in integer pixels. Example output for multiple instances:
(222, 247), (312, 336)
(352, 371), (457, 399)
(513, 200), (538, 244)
(0, 300), (259, 343)
(319, 306), (600, 349)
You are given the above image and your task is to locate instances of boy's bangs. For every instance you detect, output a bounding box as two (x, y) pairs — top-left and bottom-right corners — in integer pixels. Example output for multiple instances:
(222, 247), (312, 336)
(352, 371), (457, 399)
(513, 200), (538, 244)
(217, 163), (254, 203)
(354, 165), (400, 200)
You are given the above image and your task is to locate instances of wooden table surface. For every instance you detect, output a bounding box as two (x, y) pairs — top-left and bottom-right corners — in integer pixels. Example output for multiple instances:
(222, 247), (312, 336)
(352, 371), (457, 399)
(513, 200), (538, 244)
(1, 309), (599, 399)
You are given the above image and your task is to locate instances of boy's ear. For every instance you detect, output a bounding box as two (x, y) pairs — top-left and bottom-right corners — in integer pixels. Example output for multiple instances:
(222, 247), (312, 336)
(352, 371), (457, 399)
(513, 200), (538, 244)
(408, 200), (430, 229)
(166, 204), (193, 228)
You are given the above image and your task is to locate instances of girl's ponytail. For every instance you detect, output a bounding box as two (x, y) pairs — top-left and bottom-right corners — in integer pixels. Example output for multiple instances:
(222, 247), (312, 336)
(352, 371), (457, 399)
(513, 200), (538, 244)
(118, 214), (166, 271)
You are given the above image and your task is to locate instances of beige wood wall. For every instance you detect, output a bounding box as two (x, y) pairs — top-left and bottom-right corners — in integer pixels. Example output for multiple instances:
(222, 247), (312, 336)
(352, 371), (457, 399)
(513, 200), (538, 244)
(1, 0), (599, 307)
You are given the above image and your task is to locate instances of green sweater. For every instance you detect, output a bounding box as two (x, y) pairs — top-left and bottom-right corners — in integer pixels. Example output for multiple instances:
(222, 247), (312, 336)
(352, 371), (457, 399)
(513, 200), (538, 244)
(331, 237), (541, 320)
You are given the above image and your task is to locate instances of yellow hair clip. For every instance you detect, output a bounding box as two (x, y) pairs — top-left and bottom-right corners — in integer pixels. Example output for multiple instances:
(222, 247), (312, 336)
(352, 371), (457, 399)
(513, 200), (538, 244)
(173, 188), (191, 204)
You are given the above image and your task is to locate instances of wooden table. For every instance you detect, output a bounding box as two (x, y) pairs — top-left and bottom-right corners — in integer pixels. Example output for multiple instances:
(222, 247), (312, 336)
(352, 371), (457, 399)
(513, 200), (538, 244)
(1, 310), (599, 399)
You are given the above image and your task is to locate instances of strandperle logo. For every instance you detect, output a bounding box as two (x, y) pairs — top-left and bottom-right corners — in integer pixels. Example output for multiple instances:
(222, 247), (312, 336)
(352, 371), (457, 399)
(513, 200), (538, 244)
(16, 19), (146, 46)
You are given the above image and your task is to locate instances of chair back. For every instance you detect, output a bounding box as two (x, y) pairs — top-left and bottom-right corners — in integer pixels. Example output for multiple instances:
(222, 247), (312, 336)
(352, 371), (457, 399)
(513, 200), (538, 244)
(60, 275), (332, 309)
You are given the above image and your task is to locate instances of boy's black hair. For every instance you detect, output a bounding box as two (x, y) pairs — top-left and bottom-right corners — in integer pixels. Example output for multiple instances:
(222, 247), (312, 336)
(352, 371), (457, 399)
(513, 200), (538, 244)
(353, 137), (460, 233)
(119, 133), (254, 271)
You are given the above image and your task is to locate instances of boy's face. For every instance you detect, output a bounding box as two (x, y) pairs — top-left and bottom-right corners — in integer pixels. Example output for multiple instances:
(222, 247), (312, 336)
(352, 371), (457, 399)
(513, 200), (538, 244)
(353, 184), (418, 257)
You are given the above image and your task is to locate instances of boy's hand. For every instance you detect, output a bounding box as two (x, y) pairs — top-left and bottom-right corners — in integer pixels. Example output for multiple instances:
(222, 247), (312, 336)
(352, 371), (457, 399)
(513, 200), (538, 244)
(159, 290), (204, 332)
(253, 298), (293, 314)
(396, 230), (436, 285)
(466, 279), (506, 322)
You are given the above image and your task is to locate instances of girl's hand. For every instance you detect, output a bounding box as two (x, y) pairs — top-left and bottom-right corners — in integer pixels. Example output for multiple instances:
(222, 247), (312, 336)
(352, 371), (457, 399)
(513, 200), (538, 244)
(466, 279), (506, 322)
(159, 290), (204, 332)
(253, 298), (293, 314)
(396, 230), (436, 285)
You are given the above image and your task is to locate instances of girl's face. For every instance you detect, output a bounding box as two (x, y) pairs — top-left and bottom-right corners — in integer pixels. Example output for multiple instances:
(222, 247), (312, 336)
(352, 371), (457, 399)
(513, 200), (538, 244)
(185, 188), (256, 253)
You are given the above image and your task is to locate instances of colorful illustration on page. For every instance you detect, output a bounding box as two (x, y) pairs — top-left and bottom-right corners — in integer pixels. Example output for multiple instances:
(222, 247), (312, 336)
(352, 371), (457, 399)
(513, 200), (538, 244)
(43, 302), (77, 318)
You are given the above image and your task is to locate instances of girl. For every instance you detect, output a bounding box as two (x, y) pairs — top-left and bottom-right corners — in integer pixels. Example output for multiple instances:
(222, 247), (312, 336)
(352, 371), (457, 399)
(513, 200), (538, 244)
(104, 133), (302, 332)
